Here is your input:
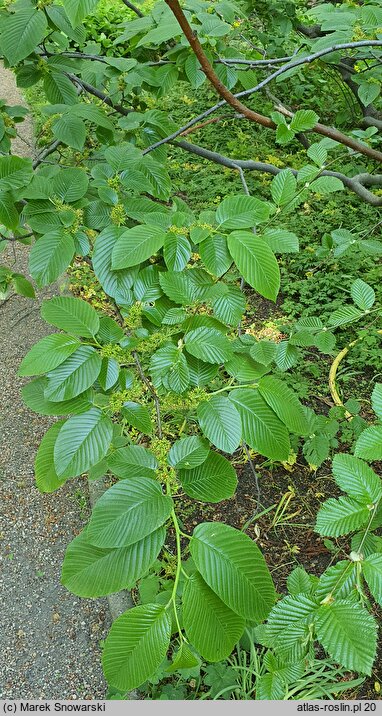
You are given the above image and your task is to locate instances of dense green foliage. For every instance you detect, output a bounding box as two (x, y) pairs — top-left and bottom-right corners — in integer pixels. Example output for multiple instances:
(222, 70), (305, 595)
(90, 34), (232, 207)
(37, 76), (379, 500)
(1, 0), (382, 698)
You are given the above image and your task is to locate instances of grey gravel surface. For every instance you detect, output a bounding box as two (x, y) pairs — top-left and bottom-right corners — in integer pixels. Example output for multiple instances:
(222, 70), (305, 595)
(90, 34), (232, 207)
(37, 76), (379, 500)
(0, 64), (110, 700)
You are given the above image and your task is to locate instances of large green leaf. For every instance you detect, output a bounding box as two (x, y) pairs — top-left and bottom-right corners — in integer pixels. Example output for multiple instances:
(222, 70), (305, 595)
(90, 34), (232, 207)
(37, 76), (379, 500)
(229, 389), (290, 461)
(315, 561), (357, 601)
(44, 346), (101, 402)
(350, 279), (375, 310)
(162, 351), (190, 394)
(197, 396), (241, 453)
(190, 522), (275, 620)
(316, 600), (377, 675)
(92, 226), (134, 303)
(211, 284), (246, 326)
(52, 114), (86, 149)
(332, 454), (382, 503)
(199, 234), (232, 277)
(258, 376), (308, 436)
(121, 402), (153, 435)
(183, 572), (245, 661)
(0, 9), (47, 64)
(0, 191), (18, 229)
(41, 296), (100, 337)
(112, 225), (166, 269)
(21, 377), (92, 416)
(35, 421), (66, 493)
(159, 270), (196, 305)
(18, 334), (80, 376)
(227, 231), (280, 301)
(163, 233), (191, 271)
(216, 195), (270, 229)
(0, 156), (33, 191)
(355, 426), (382, 461)
(44, 73), (78, 106)
(61, 526), (165, 596)
(102, 604), (172, 691)
(184, 327), (233, 364)
(371, 383), (382, 421)
(262, 594), (318, 655)
(270, 170), (296, 207)
(362, 554), (382, 606)
(315, 496), (370, 537)
(86, 478), (173, 548)
(54, 407), (113, 478)
(107, 445), (158, 479)
(168, 436), (209, 469)
(179, 451), (237, 503)
(29, 230), (75, 286)
(62, 0), (100, 27)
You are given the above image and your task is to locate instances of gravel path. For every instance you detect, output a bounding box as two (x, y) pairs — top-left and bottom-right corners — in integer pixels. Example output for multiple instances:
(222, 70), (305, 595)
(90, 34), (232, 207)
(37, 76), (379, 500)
(0, 65), (110, 700)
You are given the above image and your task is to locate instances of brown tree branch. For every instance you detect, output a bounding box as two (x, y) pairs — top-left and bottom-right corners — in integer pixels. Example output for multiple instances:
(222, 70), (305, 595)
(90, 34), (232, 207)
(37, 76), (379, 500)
(149, 8), (382, 162)
(172, 139), (382, 206)
(121, 0), (144, 17)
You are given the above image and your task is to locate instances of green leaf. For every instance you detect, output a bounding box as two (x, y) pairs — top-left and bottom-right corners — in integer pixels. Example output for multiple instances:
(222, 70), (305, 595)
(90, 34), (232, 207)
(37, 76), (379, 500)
(315, 496), (370, 537)
(163, 233), (191, 272)
(275, 341), (299, 371)
(166, 642), (200, 673)
(107, 445), (158, 480)
(250, 341), (277, 366)
(92, 227), (134, 303)
(355, 426), (382, 461)
(287, 567), (314, 596)
(102, 604), (172, 691)
(54, 407), (113, 478)
(98, 357), (119, 391)
(0, 156), (33, 191)
(35, 421), (66, 493)
(62, 0), (100, 27)
(190, 522), (275, 620)
(0, 191), (19, 229)
(44, 73), (78, 106)
(188, 355), (219, 387)
(256, 672), (285, 700)
(350, 279), (375, 311)
(52, 169), (89, 203)
(86, 477), (173, 548)
(21, 377), (92, 416)
(41, 296), (100, 337)
(96, 317), (124, 344)
(211, 284), (246, 326)
(44, 346), (101, 402)
(18, 334), (80, 376)
(215, 195), (270, 229)
(362, 554), (382, 606)
(263, 228), (299, 254)
(197, 396), (241, 453)
(258, 376), (308, 436)
(271, 170), (296, 206)
(229, 389), (290, 462)
(351, 532), (382, 559)
(52, 114), (85, 149)
(315, 561), (357, 601)
(290, 109), (319, 132)
(276, 123), (295, 144)
(263, 594), (318, 656)
(358, 82), (380, 106)
(307, 142), (327, 167)
(310, 176), (344, 194)
(316, 600), (377, 675)
(61, 527), (165, 597)
(179, 451), (237, 503)
(112, 225), (166, 269)
(162, 351), (190, 394)
(182, 572), (245, 661)
(328, 305), (364, 327)
(332, 454), (382, 503)
(199, 234), (232, 277)
(29, 230), (75, 286)
(314, 331), (336, 354)
(159, 270), (196, 305)
(184, 327), (233, 364)
(168, 436), (209, 470)
(371, 383), (382, 421)
(227, 231), (280, 301)
(0, 9), (47, 65)
(121, 402), (153, 434)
